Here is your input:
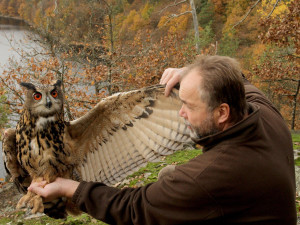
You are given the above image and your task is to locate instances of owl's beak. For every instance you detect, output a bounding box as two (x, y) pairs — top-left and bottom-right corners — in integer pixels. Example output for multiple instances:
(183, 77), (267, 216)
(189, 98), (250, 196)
(46, 96), (52, 109)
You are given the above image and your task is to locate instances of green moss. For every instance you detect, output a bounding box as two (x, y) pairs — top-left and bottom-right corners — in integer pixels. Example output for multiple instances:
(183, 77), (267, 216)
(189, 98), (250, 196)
(121, 148), (202, 188)
(293, 132), (300, 166)
(292, 132), (300, 150)
(0, 218), (12, 224)
(0, 213), (107, 225)
(165, 149), (202, 165)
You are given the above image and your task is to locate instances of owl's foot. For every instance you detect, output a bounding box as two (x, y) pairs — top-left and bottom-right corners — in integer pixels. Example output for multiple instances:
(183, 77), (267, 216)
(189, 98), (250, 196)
(29, 195), (44, 213)
(16, 191), (33, 209)
(16, 191), (44, 214)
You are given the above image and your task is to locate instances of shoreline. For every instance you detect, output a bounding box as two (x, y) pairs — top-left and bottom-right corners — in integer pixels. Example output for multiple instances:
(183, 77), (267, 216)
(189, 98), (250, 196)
(0, 15), (31, 27)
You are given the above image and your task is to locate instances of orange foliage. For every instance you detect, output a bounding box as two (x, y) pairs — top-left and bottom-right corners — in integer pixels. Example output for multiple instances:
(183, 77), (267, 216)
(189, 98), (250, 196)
(0, 0), (297, 130)
(251, 0), (300, 129)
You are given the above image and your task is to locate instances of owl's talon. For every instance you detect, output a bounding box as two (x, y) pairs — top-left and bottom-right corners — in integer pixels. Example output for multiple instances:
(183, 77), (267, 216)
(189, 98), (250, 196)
(17, 192), (44, 214)
(29, 195), (44, 214)
(16, 202), (25, 209)
(17, 194), (31, 209)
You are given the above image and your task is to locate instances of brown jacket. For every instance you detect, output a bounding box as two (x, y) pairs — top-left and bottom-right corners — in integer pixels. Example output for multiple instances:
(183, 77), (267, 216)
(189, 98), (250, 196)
(72, 82), (297, 225)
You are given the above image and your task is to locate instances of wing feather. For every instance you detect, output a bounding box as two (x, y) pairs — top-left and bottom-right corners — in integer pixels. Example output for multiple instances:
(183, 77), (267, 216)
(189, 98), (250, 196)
(2, 128), (31, 193)
(67, 85), (194, 186)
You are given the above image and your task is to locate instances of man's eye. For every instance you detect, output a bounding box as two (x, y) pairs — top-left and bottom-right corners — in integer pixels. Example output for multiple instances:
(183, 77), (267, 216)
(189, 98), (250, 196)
(186, 104), (194, 110)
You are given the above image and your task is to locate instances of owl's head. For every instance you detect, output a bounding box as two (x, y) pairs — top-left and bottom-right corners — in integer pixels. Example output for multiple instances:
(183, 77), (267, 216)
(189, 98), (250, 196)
(20, 80), (64, 117)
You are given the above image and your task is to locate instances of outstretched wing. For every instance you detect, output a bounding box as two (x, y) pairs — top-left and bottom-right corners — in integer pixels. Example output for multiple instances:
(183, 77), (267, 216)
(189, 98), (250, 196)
(67, 85), (193, 186)
(2, 128), (31, 193)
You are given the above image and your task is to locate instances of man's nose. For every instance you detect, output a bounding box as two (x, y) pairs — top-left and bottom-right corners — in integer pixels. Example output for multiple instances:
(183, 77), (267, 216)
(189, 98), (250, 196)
(179, 105), (186, 118)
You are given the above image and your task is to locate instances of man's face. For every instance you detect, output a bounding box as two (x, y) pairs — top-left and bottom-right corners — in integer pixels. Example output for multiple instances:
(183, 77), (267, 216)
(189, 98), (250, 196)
(179, 70), (220, 140)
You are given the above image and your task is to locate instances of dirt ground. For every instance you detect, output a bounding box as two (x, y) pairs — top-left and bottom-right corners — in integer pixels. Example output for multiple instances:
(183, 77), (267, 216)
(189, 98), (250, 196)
(0, 182), (24, 217)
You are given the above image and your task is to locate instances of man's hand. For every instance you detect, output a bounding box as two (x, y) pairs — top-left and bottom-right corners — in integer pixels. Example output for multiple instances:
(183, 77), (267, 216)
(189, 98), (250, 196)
(160, 68), (185, 96)
(28, 177), (79, 202)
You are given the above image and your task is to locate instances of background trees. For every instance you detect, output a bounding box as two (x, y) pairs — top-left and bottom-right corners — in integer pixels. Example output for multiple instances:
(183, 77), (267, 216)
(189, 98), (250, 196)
(0, 0), (298, 129)
(252, 0), (299, 130)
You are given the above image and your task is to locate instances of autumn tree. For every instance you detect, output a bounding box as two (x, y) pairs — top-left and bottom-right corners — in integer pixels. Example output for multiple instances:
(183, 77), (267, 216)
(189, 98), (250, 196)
(157, 0), (201, 53)
(111, 30), (196, 91)
(0, 0), (297, 130)
(0, 89), (9, 131)
(252, 0), (299, 130)
(0, 33), (106, 121)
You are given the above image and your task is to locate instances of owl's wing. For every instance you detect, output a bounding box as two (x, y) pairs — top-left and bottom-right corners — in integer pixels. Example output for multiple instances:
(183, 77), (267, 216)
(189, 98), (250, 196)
(67, 84), (194, 186)
(2, 128), (31, 193)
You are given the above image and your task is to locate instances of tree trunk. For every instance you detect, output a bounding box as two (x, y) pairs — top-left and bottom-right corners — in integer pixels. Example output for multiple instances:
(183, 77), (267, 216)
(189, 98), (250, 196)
(189, 0), (200, 54)
(291, 80), (300, 130)
(107, 12), (114, 95)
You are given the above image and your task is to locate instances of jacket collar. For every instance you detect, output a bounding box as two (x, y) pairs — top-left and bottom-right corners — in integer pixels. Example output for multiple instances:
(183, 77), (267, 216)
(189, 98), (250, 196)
(195, 103), (260, 152)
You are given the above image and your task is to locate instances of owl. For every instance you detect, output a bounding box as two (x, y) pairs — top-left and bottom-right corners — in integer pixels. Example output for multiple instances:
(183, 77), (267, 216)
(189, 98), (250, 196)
(2, 80), (193, 218)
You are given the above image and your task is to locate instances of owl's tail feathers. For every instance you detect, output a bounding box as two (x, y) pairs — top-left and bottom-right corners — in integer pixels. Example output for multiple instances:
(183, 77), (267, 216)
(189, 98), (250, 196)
(66, 199), (81, 216)
(43, 197), (81, 219)
(43, 198), (68, 219)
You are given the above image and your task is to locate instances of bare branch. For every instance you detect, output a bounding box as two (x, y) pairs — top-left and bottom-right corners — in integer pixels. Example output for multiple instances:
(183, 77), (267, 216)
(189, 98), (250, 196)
(54, 0), (58, 14)
(232, 0), (262, 29)
(169, 11), (192, 18)
(262, 78), (300, 83)
(159, 0), (187, 14)
(162, 11), (192, 26)
(0, 77), (24, 102)
(267, 0), (281, 18)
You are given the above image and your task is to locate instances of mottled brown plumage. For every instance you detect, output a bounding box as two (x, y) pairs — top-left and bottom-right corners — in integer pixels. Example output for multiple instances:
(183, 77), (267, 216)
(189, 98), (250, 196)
(2, 81), (193, 218)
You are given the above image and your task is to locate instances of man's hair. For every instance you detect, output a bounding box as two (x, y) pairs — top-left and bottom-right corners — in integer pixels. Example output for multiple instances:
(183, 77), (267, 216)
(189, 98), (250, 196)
(182, 55), (247, 124)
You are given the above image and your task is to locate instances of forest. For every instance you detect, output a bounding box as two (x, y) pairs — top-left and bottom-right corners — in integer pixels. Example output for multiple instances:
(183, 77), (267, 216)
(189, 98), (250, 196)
(0, 0), (299, 130)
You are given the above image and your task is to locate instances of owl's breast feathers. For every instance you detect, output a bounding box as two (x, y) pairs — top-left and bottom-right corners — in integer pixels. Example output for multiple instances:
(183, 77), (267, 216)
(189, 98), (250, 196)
(16, 110), (73, 181)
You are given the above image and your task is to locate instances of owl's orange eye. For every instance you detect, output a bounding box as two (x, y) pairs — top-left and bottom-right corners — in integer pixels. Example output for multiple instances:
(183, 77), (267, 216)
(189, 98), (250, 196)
(51, 90), (58, 98)
(33, 92), (42, 101)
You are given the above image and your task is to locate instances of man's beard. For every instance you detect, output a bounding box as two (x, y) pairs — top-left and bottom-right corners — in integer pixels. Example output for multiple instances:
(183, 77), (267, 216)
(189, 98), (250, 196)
(185, 113), (220, 141)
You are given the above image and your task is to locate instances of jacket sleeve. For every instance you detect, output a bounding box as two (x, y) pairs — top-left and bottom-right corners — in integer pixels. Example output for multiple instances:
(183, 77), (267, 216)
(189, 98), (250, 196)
(72, 166), (221, 225)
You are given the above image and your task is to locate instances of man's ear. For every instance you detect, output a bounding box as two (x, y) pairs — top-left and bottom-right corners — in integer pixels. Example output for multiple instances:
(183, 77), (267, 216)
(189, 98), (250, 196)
(215, 103), (230, 125)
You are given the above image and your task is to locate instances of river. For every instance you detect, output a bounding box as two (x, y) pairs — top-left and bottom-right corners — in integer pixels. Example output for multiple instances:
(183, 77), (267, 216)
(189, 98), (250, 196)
(0, 16), (31, 180)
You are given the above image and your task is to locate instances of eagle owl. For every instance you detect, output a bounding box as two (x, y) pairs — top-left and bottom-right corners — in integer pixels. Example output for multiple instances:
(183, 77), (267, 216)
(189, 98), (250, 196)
(2, 80), (193, 218)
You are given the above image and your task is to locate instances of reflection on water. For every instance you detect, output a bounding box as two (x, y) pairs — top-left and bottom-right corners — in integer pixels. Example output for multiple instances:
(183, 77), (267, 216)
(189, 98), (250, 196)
(0, 16), (31, 69)
(0, 16), (30, 180)
(0, 16), (28, 27)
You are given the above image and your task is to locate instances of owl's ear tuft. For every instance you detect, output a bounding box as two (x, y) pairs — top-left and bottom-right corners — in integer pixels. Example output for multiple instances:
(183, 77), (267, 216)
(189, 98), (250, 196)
(54, 80), (62, 88)
(20, 82), (36, 91)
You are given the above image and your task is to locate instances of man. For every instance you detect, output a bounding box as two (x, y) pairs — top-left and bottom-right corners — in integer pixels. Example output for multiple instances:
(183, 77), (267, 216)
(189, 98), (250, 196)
(29, 55), (296, 224)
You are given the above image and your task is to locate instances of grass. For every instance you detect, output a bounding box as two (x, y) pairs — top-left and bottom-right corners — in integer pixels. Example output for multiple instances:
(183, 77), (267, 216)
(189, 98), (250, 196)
(292, 132), (300, 166)
(1, 132), (299, 224)
(120, 149), (202, 188)
(0, 213), (106, 225)
(292, 132), (300, 149)
(292, 132), (300, 214)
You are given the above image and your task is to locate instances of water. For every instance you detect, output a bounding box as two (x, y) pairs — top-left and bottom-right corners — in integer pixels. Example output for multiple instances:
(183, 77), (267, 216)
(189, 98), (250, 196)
(0, 16), (30, 180)
(0, 17), (96, 180)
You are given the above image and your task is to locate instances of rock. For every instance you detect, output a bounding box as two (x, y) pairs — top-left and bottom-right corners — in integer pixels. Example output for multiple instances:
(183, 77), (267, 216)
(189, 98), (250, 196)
(295, 166), (300, 197)
(24, 212), (45, 220)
